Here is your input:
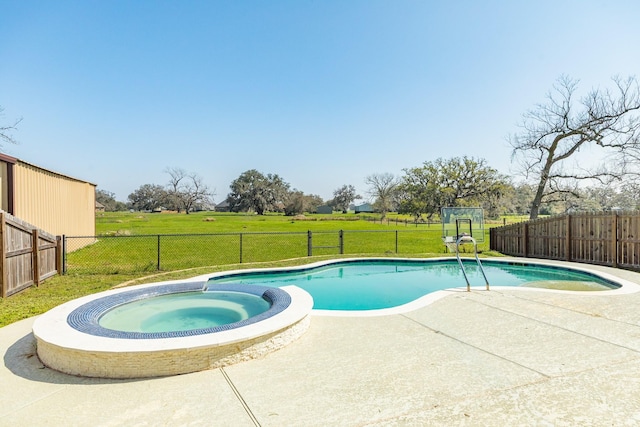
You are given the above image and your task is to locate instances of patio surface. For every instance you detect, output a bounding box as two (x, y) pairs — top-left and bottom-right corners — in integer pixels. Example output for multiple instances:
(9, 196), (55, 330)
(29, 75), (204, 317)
(3, 260), (640, 426)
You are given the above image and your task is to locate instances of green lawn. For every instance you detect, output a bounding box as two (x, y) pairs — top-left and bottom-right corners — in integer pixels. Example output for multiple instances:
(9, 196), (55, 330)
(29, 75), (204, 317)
(77, 211), (491, 274)
(1, 211), (506, 327)
(95, 211), (445, 234)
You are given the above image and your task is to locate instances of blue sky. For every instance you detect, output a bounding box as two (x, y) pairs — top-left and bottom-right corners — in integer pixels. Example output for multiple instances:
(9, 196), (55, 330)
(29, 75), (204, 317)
(1, 1), (639, 203)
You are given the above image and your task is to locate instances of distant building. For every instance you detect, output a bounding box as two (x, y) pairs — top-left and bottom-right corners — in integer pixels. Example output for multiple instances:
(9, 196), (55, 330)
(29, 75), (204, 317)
(215, 199), (231, 212)
(354, 203), (374, 213)
(95, 201), (105, 212)
(315, 205), (333, 214)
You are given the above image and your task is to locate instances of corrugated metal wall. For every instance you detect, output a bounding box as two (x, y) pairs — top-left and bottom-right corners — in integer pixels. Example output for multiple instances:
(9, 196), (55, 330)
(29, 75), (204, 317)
(0, 162), (7, 210)
(12, 161), (95, 237)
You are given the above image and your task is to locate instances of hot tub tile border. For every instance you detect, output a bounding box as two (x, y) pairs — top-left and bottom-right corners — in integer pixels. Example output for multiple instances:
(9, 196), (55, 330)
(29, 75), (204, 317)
(67, 282), (292, 340)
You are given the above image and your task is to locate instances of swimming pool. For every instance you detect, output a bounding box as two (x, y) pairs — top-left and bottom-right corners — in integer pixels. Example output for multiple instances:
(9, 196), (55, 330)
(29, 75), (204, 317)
(207, 258), (624, 312)
(33, 257), (638, 378)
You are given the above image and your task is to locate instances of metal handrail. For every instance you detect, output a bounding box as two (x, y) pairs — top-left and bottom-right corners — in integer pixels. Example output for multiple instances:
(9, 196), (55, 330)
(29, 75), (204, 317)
(456, 235), (490, 291)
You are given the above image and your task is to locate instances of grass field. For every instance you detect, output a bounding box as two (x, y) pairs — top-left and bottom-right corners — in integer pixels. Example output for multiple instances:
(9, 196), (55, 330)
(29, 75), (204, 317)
(95, 211), (448, 234)
(1, 211), (510, 327)
(71, 211), (495, 274)
(94, 211), (527, 236)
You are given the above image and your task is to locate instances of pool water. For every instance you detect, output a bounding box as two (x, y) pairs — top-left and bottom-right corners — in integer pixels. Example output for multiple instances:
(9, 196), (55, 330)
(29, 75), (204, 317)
(207, 259), (619, 311)
(98, 291), (271, 333)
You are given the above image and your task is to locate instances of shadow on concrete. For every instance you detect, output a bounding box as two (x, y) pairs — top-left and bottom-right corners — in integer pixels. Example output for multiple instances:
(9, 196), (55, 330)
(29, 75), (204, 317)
(3, 332), (138, 386)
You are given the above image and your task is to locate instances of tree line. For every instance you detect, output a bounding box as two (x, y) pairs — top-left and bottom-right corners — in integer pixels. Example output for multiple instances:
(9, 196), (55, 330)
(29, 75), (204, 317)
(101, 168), (215, 214)
(4, 75), (640, 220)
(98, 154), (640, 220)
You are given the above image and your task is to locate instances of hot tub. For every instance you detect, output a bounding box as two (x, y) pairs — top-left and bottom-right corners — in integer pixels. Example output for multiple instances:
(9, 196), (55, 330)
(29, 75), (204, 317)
(33, 280), (313, 379)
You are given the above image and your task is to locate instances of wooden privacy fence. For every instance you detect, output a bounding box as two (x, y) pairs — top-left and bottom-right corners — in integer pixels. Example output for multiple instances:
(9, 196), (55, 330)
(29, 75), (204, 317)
(0, 211), (61, 298)
(490, 212), (640, 270)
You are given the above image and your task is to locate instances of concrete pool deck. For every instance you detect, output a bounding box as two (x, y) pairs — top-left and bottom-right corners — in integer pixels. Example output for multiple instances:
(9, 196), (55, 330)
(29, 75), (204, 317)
(3, 260), (640, 425)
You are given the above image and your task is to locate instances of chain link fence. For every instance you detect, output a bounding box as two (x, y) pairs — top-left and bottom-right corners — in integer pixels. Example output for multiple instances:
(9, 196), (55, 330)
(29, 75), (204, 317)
(63, 229), (447, 274)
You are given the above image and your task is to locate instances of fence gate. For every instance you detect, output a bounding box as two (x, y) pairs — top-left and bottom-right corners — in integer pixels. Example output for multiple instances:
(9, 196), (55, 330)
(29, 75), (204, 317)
(307, 230), (344, 256)
(0, 211), (61, 297)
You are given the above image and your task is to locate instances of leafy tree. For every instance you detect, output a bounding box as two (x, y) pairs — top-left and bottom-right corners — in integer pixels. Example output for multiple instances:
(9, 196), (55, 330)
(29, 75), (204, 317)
(510, 75), (640, 219)
(0, 106), (21, 149)
(284, 191), (305, 216)
(581, 186), (609, 211)
(365, 173), (399, 219)
(303, 194), (324, 213)
(397, 166), (436, 221)
(506, 183), (535, 215)
(165, 167), (214, 214)
(127, 184), (167, 211)
(96, 189), (127, 212)
(96, 189), (116, 211)
(227, 169), (290, 215)
(612, 182), (640, 210)
(480, 181), (512, 219)
(330, 185), (360, 213)
(283, 192), (324, 216)
(582, 183), (640, 211)
(398, 157), (507, 220)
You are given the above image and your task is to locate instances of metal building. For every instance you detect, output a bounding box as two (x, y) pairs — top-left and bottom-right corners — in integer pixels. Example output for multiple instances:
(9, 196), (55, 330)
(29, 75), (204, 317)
(0, 153), (96, 237)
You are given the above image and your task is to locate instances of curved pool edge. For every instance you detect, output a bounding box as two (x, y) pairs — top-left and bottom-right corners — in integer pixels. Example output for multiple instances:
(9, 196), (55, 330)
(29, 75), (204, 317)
(196, 256), (640, 317)
(33, 285), (313, 379)
(490, 257), (640, 294)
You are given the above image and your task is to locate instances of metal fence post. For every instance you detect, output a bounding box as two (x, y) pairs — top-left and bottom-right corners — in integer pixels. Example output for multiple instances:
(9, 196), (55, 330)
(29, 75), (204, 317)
(307, 231), (312, 256)
(240, 233), (243, 263)
(157, 235), (161, 270)
(395, 230), (398, 253)
(62, 235), (67, 274)
(339, 230), (344, 254)
(56, 235), (63, 275)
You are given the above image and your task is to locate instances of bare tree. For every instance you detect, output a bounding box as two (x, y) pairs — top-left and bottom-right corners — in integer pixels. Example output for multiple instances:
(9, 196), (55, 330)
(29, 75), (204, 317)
(0, 106), (21, 149)
(165, 167), (187, 212)
(510, 75), (640, 219)
(179, 173), (214, 214)
(365, 173), (399, 219)
(165, 167), (214, 214)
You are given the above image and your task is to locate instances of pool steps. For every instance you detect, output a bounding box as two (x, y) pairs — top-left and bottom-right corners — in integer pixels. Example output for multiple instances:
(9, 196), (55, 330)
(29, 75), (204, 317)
(456, 235), (490, 291)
